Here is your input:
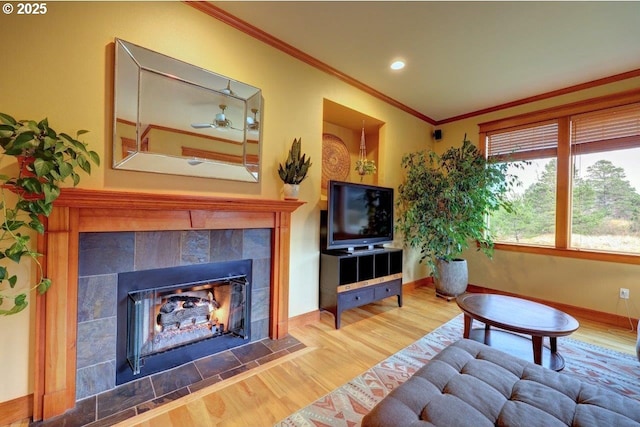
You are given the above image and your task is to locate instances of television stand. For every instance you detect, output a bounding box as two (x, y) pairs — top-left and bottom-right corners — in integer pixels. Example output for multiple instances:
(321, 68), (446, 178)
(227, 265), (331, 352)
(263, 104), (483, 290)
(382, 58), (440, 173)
(320, 248), (403, 329)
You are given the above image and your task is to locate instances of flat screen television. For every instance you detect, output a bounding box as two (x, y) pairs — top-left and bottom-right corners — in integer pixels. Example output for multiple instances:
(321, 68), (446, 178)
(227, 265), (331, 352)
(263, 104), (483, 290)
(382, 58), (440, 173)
(326, 180), (394, 252)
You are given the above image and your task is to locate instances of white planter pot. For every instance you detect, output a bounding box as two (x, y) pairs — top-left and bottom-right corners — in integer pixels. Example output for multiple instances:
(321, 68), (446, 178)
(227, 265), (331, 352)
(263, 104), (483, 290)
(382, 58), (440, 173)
(283, 183), (300, 200)
(434, 258), (468, 300)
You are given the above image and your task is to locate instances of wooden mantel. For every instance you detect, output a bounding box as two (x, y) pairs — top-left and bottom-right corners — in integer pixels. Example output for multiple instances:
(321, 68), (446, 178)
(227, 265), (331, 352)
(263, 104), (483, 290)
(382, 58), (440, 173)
(34, 188), (304, 420)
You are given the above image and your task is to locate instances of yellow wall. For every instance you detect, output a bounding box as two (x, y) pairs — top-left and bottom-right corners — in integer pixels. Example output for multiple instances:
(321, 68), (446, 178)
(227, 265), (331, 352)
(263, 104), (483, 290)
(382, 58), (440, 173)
(0, 2), (432, 402)
(8, 2), (637, 407)
(438, 76), (640, 322)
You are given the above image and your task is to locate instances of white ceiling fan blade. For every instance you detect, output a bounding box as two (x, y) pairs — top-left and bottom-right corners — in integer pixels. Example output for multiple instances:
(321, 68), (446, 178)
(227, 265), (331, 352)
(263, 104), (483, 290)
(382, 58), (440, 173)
(191, 123), (216, 129)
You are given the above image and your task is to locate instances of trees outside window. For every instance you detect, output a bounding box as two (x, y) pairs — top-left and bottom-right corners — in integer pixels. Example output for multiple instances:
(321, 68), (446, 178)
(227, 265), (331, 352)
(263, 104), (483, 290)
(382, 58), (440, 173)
(571, 153), (640, 252)
(491, 159), (557, 245)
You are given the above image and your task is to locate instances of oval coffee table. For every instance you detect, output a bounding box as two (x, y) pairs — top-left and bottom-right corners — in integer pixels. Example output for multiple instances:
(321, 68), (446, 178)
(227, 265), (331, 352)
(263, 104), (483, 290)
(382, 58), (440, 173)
(456, 293), (579, 371)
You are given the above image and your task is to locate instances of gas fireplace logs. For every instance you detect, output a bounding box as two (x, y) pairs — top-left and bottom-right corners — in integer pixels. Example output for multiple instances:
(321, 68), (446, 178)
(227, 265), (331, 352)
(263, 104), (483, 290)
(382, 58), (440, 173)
(157, 294), (219, 331)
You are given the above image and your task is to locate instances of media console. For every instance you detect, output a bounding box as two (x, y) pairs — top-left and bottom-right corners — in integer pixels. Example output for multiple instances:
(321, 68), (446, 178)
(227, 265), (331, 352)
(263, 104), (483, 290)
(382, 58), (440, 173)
(320, 248), (403, 329)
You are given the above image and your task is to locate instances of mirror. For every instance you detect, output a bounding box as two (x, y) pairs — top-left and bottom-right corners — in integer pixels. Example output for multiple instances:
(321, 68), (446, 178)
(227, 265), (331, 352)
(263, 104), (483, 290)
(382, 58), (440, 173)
(113, 39), (262, 182)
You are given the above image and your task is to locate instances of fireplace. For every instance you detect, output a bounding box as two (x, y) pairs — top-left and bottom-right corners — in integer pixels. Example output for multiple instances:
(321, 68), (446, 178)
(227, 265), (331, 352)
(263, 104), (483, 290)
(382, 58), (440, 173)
(34, 189), (303, 421)
(75, 230), (271, 399)
(116, 260), (252, 385)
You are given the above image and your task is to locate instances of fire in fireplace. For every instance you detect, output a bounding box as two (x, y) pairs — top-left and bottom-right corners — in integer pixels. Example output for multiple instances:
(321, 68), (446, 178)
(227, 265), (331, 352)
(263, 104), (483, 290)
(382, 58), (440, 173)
(116, 260), (252, 385)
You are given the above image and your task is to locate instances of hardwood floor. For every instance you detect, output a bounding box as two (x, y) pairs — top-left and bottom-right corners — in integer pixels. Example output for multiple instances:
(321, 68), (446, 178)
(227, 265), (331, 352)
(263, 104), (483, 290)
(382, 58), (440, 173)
(5, 286), (637, 427)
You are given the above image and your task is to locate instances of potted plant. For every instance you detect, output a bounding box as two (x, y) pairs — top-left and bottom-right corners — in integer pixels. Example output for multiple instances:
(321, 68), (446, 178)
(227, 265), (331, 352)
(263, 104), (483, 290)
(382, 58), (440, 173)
(0, 112), (100, 315)
(395, 134), (521, 299)
(278, 137), (311, 200)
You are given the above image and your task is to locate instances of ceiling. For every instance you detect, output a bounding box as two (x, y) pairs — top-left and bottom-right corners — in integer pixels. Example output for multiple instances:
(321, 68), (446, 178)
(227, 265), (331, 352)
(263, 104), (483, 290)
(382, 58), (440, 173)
(211, 1), (640, 124)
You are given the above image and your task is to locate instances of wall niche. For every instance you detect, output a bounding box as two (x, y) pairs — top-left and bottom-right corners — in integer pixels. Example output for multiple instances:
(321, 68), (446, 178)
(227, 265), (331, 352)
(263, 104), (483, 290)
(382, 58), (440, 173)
(321, 99), (385, 197)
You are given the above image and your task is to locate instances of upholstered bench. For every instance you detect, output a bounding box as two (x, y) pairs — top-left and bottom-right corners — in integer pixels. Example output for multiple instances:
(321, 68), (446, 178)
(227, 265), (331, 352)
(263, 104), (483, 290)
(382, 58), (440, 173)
(362, 339), (640, 427)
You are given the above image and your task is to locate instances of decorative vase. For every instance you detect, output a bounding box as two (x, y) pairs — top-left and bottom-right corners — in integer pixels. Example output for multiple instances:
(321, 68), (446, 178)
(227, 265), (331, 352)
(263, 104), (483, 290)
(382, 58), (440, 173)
(434, 258), (468, 300)
(6, 156), (46, 200)
(17, 155), (38, 178)
(283, 183), (300, 200)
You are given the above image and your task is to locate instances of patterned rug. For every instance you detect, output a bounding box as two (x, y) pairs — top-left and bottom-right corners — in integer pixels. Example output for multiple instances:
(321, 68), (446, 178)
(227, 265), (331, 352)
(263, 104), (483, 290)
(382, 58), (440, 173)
(275, 314), (640, 427)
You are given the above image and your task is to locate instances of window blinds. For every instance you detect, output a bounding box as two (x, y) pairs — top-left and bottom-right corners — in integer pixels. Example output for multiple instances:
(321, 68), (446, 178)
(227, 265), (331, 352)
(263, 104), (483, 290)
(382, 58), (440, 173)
(487, 121), (558, 161)
(486, 102), (640, 160)
(571, 102), (640, 154)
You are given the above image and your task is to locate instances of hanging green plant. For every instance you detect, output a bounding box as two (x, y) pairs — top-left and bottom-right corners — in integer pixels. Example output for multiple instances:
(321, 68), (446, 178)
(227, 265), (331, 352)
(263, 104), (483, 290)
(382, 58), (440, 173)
(355, 158), (377, 181)
(0, 113), (100, 315)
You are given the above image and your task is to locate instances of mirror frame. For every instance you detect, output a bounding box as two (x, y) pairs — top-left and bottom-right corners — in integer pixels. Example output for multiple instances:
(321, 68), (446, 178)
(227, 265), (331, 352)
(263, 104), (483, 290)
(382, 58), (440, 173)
(113, 38), (262, 182)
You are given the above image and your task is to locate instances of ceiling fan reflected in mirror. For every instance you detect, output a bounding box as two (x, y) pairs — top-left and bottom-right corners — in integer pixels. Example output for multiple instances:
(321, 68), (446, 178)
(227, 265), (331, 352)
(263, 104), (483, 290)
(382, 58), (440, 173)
(219, 80), (235, 96)
(191, 104), (242, 131)
(246, 108), (259, 131)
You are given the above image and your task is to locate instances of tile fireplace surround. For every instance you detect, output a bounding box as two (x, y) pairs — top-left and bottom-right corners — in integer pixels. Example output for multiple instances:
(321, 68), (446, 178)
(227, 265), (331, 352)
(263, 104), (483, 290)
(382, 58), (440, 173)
(33, 189), (303, 421)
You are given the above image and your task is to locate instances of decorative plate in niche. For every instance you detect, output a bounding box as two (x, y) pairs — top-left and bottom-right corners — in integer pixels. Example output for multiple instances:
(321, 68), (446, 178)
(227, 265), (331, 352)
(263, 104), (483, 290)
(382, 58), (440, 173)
(322, 133), (350, 189)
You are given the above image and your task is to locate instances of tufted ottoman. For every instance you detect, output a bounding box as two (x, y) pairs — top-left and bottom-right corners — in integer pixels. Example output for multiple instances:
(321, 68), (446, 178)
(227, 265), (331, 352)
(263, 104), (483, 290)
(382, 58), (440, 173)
(362, 339), (640, 427)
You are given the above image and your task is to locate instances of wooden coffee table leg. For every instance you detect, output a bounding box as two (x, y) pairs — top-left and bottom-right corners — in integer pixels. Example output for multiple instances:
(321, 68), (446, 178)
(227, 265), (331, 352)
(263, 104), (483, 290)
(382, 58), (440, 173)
(463, 314), (472, 339)
(532, 336), (543, 365)
(550, 337), (557, 354)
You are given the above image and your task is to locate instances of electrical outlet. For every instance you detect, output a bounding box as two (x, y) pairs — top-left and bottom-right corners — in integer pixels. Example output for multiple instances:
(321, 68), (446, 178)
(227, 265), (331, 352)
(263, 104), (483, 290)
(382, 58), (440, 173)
(620, 288), (630, 299)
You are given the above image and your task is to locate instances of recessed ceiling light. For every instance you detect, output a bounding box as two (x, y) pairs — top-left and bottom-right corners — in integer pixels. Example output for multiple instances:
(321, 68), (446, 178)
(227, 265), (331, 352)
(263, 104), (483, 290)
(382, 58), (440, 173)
(390, 60), (405, 70)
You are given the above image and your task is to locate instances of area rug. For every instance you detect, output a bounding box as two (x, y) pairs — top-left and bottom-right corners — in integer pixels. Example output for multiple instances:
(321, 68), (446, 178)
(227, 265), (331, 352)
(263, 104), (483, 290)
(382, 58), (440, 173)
(275, 314), (640, 427)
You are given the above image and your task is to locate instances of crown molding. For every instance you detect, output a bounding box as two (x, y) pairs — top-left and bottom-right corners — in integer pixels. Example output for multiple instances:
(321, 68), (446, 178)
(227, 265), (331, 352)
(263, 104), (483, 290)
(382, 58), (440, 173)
(186, 1), (437, 125)
(439, 68), (640, 125)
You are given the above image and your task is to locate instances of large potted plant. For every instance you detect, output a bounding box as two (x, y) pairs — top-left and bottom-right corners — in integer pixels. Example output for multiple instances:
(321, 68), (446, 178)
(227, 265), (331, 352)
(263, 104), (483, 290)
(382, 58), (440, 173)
(0, 112), (100, 315)
(395, 134), (521, 299)
(278, 137), (312, 200)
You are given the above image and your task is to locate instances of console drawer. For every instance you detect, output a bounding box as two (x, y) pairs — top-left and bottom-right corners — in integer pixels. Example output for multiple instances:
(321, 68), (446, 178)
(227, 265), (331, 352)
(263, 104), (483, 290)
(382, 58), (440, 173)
(339, 288), (375, 310)
(374, 280), (402, 300)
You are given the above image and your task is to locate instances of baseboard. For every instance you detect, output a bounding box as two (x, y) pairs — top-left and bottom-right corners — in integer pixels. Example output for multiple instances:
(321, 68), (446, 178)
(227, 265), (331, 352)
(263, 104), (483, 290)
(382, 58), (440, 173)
(418, 280), (638, 329)
(403, 276), (433, 291)
(0, 393), (32, 425)
(288, 309), (321, 330)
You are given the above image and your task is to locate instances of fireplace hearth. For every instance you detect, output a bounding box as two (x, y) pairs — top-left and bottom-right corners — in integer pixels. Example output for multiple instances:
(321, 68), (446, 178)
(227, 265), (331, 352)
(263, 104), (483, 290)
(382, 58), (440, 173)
(117, 260), (253, 385)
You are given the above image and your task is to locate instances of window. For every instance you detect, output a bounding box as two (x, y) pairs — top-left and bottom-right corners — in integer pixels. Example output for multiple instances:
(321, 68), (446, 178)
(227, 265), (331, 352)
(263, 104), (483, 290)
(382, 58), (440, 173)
(479, 89), (640, 263)
(487, 122), (558, 246)
(570, 103), (640, 253)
